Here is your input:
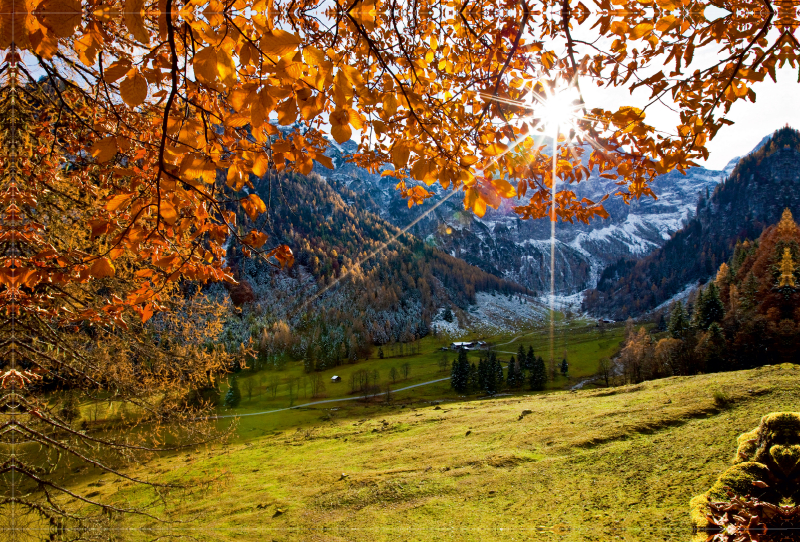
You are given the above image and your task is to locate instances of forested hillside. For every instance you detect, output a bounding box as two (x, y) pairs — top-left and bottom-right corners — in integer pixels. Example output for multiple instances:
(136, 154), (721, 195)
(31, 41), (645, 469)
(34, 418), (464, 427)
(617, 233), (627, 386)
(583, 127), (800, 319)
(218, 170), (529, 369)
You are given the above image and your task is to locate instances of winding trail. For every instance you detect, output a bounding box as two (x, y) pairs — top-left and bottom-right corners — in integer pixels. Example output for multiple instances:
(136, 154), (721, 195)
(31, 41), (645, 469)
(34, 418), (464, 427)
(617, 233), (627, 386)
(209, 377), (451, 420)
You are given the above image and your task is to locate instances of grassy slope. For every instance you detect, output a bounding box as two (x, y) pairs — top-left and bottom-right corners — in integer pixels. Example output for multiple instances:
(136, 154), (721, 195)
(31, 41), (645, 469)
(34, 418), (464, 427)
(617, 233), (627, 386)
(79, 363), (800, 541)
(221, 320), (626, 434)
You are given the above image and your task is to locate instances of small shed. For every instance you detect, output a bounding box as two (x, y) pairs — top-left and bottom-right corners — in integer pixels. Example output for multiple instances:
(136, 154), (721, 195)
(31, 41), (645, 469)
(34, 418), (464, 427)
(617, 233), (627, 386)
(331, 375), (342, 383)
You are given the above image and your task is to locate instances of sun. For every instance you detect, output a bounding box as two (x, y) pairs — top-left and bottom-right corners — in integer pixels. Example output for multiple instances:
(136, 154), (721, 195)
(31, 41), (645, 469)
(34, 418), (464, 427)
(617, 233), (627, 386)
(534, 83), (583, 136)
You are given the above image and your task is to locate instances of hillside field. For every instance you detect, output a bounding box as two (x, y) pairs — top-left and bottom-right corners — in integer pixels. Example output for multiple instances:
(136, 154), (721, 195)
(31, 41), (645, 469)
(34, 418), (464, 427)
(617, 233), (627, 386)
(215, 317), (627, 435)
(61, 363), (800, 541)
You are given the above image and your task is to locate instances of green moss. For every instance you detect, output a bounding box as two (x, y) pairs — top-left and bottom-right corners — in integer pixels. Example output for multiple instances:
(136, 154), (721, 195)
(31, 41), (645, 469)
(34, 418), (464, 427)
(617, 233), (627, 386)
(692, 411), (800, 530)
(769, 444), (800, 477)
(705, 462), (776, 502)
(734, 429), (758, 463)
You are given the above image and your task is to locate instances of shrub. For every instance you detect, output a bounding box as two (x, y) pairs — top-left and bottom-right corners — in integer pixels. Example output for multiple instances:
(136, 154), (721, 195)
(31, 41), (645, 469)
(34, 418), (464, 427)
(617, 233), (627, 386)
(712, 388), (731, 408)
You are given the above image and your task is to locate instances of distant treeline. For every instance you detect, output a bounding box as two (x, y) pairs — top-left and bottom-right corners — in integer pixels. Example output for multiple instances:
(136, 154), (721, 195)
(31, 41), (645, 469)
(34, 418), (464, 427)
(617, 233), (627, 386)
(617, 209), (800, 384)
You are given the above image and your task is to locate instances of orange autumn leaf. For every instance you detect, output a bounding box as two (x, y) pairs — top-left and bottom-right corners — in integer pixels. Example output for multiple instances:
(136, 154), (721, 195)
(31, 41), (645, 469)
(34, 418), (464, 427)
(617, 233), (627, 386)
(89, 258), (115, 278)
(241, 194), (267, 221)
(120, 69), (147, 107)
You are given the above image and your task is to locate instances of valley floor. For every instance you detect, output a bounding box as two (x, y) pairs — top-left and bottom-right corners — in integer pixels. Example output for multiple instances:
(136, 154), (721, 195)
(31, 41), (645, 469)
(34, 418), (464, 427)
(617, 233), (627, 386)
(63, 364), (800, 541)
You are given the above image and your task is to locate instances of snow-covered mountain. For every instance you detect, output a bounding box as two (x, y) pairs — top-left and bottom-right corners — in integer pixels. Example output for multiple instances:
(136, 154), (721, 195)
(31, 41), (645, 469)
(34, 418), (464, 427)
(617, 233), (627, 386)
(315, 140), (737, 296)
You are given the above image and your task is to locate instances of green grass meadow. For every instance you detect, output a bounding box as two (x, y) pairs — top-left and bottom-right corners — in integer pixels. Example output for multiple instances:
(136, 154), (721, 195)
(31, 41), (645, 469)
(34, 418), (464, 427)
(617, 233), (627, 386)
(63, 363), (800, 541)
(217, 319), (627, 435)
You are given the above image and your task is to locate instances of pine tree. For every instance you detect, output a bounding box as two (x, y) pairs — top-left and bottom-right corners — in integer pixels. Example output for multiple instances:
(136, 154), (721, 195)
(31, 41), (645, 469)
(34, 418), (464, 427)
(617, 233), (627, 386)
(484, 359), (497, 395)
(223, 377), (242, 408)
(655, 312), (667, 332)
(740, 272), (759, 313)
(691, 287), (707, 330)
(477, 358), (487, 392)
(518, 345), (527, 370)
(529, 355), (546, 391)
(468, 362), (480, 393)
(526, 346), (535, 372)
(303, 346), (316, 373)
(516, 355), (526, 387)
(507, 355), (518, 388)
(703, 322), (728, 373)
(451, 349), (470, 393)
(443, 307), (454, 322)
(560, 358), (569, 377)
(492, 352), (504, 390)
(702, 283), (725, 329)
(668, 301), (690, 340)
(450, 350), (469, 393)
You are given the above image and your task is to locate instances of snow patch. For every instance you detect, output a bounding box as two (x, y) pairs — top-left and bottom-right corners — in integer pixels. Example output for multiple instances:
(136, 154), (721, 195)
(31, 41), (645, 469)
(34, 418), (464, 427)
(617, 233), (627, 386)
(651, 282), (699, 314)
(431, 292), (547, 338)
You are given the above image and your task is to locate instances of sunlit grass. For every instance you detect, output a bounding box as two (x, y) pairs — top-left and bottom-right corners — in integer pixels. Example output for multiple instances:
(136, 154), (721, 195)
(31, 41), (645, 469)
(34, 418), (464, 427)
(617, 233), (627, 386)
(64, 364), (800, 539)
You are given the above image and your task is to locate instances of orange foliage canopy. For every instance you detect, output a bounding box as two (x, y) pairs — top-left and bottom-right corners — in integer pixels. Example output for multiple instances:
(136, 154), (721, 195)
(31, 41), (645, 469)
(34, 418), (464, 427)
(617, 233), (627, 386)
(0, 0), (796, 326)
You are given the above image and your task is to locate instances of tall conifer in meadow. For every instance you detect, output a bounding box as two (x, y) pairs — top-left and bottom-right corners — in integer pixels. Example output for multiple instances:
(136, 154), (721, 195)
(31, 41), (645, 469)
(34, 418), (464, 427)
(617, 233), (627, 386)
(468, 363), (480, 393)
(451, 350), (470, 393)
(668, 301), (690, 340)
(518, 345), (528, 370)
(527, 347), (535, 372)
(507, 356), (519, 388)
(530, 355), (547, 391)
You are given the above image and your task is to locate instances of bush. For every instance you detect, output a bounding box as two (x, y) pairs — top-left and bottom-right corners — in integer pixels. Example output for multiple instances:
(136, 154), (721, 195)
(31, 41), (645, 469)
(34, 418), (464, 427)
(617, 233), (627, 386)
(712, 388), (731, 408)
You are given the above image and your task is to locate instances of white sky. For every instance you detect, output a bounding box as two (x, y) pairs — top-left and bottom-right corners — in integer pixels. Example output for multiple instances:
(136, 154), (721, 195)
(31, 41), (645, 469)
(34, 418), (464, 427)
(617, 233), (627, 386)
(580, 66), (800, 171)
(569, 5), (800, 171)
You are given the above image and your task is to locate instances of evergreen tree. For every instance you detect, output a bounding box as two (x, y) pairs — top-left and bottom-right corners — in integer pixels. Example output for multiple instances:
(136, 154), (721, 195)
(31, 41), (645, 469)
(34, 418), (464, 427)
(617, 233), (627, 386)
(668, 301), (690, 340)
(443, 307), (454, 322)
(517, 345), (527, 370)
(691, 287), (706, 330)
(303, 346), (316, 373)
(703, 322), (728, 373)
(484, 359), (497, 395)
(655, 312), (667, 332)
(701, 283), (725, 329)
(526, 346), (535, 372)
(451, 349), (470, 393)
(492, 352), (504, 390)
(223, 377), (242, 408)
(560, 357), (569, 377)
(740, 272), (759, 313)
(378, 346), (384, 359)
(507, 355), (519, 388)
(468, 362), (480, 393)
(529, 355), (547, 390)
(477, 358), (487, 392)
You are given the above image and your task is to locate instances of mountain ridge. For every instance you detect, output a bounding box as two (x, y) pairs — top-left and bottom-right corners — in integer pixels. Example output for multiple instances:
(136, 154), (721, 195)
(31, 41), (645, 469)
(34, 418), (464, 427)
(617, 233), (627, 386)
(315, 138), (731, 296)
(582, 126), (800, 319)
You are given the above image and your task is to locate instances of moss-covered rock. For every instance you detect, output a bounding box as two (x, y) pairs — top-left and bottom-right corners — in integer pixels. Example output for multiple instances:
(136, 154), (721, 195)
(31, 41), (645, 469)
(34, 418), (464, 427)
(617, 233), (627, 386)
(691, 412), (800, 541)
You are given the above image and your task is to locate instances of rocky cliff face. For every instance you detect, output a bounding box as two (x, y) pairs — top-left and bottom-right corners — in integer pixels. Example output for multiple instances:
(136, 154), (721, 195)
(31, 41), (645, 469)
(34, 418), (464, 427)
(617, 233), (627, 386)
(316, 140), (731, 296)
